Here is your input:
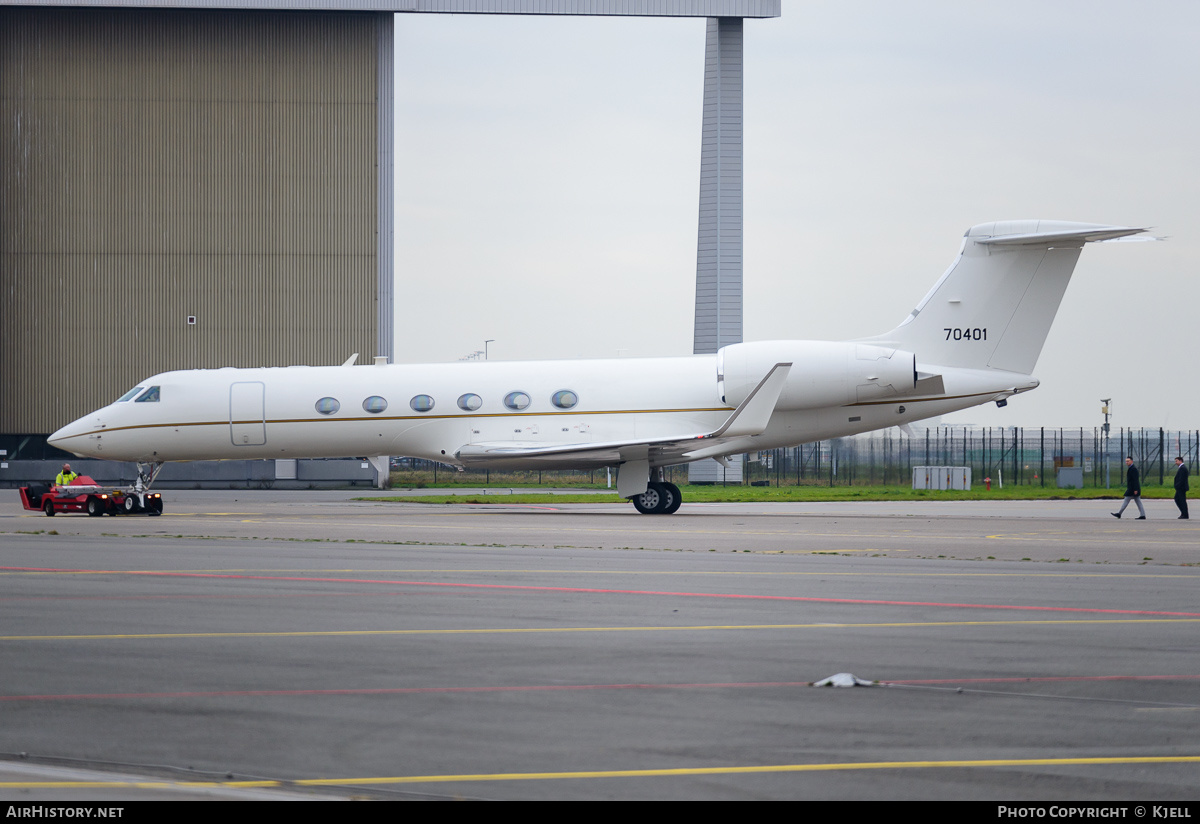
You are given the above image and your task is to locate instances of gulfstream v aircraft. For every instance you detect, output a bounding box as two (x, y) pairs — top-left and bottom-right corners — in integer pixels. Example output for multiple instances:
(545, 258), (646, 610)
(50, 220), (1145, 514)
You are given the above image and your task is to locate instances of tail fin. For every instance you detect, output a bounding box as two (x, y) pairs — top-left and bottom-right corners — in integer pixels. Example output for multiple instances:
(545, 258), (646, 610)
(863, 220), (1146, 374)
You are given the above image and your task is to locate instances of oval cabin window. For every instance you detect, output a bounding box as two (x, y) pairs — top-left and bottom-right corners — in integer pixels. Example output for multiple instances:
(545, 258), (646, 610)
(315, 397), (341, 415)
(457, 393), (482, 411)
(551, 390), (578, 409)
(410, 395), (435, 412)
(504, 391), (531, 411)
(362, 396), (388, 414)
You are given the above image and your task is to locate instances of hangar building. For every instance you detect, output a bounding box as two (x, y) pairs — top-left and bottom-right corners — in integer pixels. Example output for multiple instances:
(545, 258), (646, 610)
(0, 0), (778, 469)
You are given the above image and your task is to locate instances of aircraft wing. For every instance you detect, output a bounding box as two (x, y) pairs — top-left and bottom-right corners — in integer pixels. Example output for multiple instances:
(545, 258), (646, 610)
(454, 362), (791, 468)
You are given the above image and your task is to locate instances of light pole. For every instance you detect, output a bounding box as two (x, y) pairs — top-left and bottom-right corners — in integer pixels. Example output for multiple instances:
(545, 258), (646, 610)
(1101, 398), (1112, 489)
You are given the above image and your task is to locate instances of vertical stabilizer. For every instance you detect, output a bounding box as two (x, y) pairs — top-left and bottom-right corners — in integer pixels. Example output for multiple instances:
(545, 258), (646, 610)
(863, 221), (1146, 374)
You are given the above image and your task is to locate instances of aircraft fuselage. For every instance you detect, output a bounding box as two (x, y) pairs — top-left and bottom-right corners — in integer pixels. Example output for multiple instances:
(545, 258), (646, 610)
(49, 347), (1030, 468)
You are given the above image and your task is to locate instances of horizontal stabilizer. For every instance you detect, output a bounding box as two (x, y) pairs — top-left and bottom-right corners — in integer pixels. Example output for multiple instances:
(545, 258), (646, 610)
(976, 226), (1148, 247)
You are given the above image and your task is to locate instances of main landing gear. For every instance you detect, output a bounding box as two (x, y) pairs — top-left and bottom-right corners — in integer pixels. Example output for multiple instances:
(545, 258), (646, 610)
(630, 481), (682, 515)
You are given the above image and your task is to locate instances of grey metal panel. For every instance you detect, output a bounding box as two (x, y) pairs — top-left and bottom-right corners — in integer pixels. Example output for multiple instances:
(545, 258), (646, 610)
(0, 1), (780, 16)
(692, 15), (742, 356)
(376, 10), (395, 363)
(689, 16), (743, 486)
(1, 8), (379, 433)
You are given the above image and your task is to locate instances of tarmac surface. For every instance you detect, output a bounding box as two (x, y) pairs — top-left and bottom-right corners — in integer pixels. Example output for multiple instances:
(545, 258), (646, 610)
(2, 490), (1199, 800)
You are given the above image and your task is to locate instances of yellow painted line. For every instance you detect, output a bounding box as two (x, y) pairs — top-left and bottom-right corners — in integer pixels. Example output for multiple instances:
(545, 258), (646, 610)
(985, 535), (1200, 546)
(6, 617), (1200, 641)
(297, 755), (1200, 785)
(213, 514), (1200, 545)
(5, 755), (1200, 789)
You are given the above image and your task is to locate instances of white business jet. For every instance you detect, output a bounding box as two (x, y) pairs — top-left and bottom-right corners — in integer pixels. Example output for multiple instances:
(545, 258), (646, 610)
(49, 220), (1145, 514)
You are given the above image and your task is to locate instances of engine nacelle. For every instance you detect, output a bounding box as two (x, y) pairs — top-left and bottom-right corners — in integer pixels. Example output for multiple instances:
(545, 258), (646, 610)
(718, 341), (917, 410)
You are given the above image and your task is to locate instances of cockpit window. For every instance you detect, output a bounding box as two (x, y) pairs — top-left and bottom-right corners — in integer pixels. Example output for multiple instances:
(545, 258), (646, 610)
(134, 386), (161, 403)
(117, 387), (144, 402)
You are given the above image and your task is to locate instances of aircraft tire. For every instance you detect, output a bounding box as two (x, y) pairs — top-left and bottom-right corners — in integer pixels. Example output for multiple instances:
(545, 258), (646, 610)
(123, 496), (137, 514)
(662, 482), (682, 514)
(631, 483), (667, 514)
(87, 497), (104, 517)
(43, 499), (55, 517)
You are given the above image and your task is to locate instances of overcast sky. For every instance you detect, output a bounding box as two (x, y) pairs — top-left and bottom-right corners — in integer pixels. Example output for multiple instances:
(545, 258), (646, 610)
(392, 1), (1200, 431)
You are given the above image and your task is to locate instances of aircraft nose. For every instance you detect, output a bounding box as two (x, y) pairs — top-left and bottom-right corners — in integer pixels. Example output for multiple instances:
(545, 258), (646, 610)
(48, 416), (99, 455)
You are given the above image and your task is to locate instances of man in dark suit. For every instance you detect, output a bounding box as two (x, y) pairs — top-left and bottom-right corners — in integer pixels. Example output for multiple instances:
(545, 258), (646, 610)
(1174, 457), (1190, 520)
(1112, 456), (1146, 519)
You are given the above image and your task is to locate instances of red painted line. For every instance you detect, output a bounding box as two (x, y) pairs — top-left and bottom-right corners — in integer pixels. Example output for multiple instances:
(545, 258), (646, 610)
(0, 681), (810, 702)
(5, 566), (1200, 618)
(10, 674), (1200, 702)
(882, 674), (1200, 685)
(0, 591), (414, 603)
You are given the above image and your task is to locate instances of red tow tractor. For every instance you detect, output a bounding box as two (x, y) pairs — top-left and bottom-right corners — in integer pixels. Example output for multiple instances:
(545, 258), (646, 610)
(19, 475), (163, 517)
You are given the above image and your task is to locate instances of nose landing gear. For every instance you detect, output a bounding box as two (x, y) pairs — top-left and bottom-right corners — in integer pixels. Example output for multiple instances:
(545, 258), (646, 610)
(128, 461), (166, 515)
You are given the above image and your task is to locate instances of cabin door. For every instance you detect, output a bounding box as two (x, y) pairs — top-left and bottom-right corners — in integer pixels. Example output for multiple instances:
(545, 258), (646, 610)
(229, 382), (267, 446)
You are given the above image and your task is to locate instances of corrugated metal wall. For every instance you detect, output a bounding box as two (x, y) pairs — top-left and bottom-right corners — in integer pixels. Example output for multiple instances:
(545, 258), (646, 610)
(1, 7), (381, 434)
(1, 1), (780, 17)
(692, 15), (742, 356)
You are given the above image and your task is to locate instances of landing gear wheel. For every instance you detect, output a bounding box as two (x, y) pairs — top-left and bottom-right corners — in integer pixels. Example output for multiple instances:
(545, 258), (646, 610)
(631, 483), (666, 514)
(632, 482), (676, 514)
(662, 482), (682, 514)
(123, 495), (137, 514)
(43, 499), (56, 517)
(148, 498), (163, 516)
(87, 497), (104, 516)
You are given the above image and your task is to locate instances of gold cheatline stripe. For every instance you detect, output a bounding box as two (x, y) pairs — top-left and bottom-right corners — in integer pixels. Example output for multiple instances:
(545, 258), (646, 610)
(847, 390), (995, 407)
(85, 406), (734, 436)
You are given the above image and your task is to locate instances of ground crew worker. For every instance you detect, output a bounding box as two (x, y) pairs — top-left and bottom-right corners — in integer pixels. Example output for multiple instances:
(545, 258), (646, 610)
(55, 463), (78, 487)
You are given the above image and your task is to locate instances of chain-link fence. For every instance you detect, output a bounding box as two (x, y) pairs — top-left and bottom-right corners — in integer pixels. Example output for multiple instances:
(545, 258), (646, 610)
(391, 427), (1198, 488)
(740, 427), (1200, 488)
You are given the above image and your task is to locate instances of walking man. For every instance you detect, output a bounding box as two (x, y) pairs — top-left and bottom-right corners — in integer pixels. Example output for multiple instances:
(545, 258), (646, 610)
(1174, 457), (1190, 520)
(1112, 456), (1146, 519)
